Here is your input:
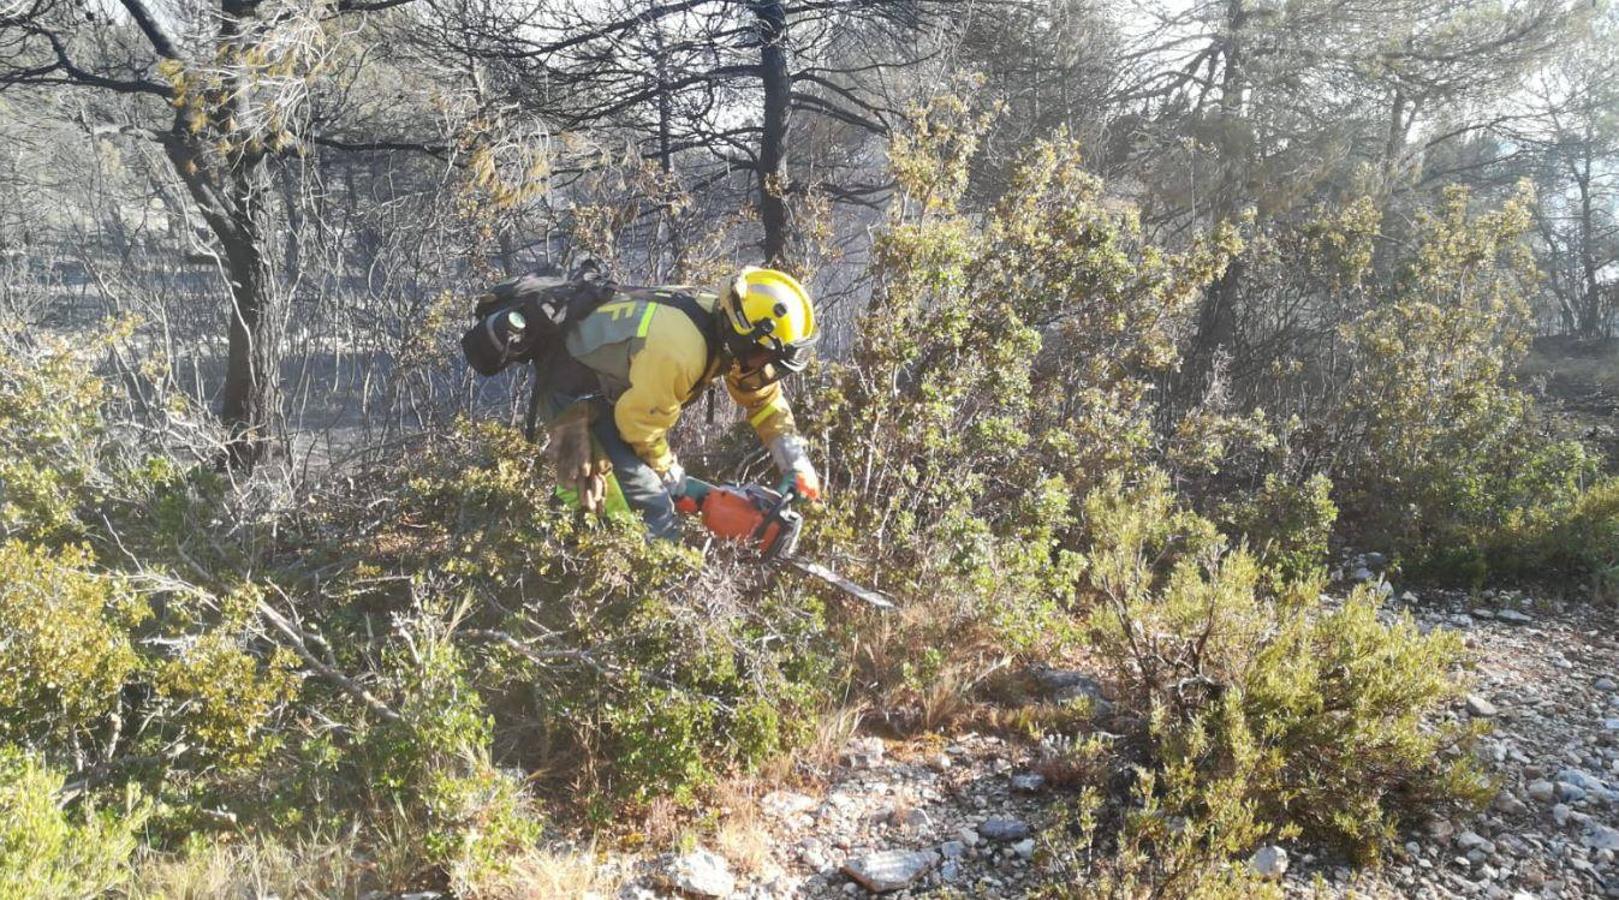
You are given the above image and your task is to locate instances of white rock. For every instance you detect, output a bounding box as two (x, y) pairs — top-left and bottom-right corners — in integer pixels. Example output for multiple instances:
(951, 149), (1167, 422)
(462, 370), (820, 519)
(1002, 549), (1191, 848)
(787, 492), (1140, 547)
(843, 736), (886, 768)
(1457, 830), (1496, 854)
(1496, 609), (1533, 624)
(1012, 838), (1036, 860)
(841, 849), (939, 893)
(670, 849), (736, 898)
(1586, 826), (1619, 851)
(1596, 677), (1618, 692)
(761, 790), (818, 818)
(1494, 792), (1528, 816)
(977, 817), (1031, 841)
(1010, 773), (1046, 793)
(885, 806), (929, 829)
(1528, 780), (1557, 803)
(1029, 667), (1105, 702)
(1248, 845), (1289, 881)
(1467, 695), (1499, 718)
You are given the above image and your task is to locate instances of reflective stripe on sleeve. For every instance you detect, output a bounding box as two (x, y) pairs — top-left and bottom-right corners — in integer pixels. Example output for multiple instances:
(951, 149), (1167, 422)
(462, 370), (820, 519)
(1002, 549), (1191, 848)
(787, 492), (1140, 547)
(635, 302), (658, 338)
(750, 395), (788, 428)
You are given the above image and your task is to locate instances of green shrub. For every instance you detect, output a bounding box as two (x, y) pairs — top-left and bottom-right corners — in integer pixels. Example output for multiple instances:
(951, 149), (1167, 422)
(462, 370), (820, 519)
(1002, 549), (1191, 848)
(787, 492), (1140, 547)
(1221, 474), (1337, 586)
(1326, 188), (1592, 573)
(350, 607), (543, 886)
(0, 540), (143, 749)
(1548, 478), (1619, 595)
(1471, 476), (1619, 598)
(1079, 472), (1487, 861)
(0, 338), (111, 544)
(0, 343), (302, 836)
(1040, 751), (1281, 900)
(798, 96), (1240, 661)
(0, 746), (148, 898)
(152, 628), (298, 770)
(1209, 190), (1595, 585)
(310, 420), (836, 810)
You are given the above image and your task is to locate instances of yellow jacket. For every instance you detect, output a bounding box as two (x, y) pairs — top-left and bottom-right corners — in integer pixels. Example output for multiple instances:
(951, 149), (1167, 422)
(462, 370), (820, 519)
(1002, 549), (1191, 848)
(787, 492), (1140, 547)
(561, 287), (798, 473)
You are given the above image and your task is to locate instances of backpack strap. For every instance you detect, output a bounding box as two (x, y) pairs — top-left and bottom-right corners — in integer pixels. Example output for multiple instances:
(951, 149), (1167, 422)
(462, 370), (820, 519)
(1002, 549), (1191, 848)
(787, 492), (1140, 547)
(641, 289), (717, 349)
(630, 288), (725, 412)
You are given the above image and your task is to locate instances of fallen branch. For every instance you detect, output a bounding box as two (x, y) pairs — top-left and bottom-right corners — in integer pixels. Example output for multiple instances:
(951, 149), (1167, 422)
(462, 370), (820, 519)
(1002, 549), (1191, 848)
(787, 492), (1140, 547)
(257, 599), (402, 724)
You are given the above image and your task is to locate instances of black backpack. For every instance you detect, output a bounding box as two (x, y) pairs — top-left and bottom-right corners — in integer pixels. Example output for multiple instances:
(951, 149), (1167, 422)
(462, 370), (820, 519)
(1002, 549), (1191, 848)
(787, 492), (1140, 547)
(460, 264), (721, 438)
(460, 265), (615, 376)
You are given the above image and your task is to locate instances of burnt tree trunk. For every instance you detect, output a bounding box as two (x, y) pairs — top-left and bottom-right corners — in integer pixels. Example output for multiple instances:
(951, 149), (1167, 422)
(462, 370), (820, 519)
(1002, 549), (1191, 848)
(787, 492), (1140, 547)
(164, 136), (278, 467)
(1180, 0), (1248, 404)
(159, 0), (281, 468)
(754, 0), (792, 267)
(1576, 146), (1603, 337)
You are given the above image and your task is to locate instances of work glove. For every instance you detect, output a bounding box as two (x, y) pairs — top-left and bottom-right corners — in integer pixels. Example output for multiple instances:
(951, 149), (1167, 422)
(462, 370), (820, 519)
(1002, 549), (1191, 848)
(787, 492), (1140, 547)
(767, 435), (822, 503)
(552, 402), (609, 514)
(659, 458), (688, 499)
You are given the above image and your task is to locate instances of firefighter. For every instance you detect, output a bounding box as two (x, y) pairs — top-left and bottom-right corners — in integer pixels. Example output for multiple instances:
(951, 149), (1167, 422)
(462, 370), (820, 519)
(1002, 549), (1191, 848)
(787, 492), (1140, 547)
(542, 267), (822, 540)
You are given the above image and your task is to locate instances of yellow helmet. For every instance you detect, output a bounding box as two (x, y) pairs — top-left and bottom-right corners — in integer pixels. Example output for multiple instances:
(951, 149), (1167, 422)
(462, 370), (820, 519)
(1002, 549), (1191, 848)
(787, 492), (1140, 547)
(719, 267), (817, 389)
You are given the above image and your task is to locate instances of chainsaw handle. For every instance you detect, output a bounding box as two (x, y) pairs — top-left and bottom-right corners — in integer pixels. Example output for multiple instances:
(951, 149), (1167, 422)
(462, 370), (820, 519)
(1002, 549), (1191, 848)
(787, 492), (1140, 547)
(673, 476), (712, 515)
(754, 485), (802, 564)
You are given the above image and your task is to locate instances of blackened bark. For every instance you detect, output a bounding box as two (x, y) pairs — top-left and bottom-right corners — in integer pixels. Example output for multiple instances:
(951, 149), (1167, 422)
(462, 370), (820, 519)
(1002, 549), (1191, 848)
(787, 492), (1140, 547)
(1577, 151), (1603, 337)
(1181, 0), (1248, 404)
(164, 129), (278, 467)
(279, 162), (303, 287)
(153, 0), (281, 468)
(754, 0), (792, 266)
(217, 176), (277, 463)
(1183, 258), (1243, 400)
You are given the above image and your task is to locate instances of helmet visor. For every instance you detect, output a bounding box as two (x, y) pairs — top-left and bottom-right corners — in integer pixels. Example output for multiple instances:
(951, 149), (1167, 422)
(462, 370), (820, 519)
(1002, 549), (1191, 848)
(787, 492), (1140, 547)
(774, 335), (815, 372)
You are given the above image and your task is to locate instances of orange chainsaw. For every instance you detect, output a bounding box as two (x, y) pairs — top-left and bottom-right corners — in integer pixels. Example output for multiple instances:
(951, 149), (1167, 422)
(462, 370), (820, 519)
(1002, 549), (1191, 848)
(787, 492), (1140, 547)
(675, 478), (894, 610)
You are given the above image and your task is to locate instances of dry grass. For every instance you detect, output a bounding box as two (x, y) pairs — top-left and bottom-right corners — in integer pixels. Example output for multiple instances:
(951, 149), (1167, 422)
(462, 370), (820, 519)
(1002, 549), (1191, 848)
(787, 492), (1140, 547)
(845, 592), (1014, 737)
(788, 703), (867, 779)
(915, 661), (988, 733)
(125, 834), (387, 900)
(639, 795), (683, 851)
(462, 846), (622, 899)
(710, 779), (772, 876)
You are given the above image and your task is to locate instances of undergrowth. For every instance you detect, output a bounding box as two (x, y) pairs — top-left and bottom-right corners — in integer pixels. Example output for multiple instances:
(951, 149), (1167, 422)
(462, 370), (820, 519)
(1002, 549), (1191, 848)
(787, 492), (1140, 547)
(0, 89), (1605, 894)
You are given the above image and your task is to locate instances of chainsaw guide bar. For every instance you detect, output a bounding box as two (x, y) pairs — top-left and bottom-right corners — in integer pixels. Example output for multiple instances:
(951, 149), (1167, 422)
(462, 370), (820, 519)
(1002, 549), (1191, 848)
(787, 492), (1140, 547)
(787, 558), (896, 610)
(678, 477), (895, 611)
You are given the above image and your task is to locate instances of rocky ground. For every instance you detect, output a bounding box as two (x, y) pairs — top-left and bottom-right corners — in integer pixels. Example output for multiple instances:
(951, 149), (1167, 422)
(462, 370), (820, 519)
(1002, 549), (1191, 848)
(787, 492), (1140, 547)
(542, 571), (1619, 899)
(1299, 581), (1619, 900)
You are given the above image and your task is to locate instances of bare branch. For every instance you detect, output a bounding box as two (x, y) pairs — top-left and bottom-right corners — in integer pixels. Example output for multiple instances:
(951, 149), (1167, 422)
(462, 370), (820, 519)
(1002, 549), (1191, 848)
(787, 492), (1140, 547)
(117, 0), (183, 60)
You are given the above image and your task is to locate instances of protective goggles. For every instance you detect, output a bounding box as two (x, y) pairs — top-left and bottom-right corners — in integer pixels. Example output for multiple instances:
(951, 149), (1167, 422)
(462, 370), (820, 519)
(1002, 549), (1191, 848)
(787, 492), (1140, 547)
(729, 332), (816, 391)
